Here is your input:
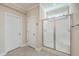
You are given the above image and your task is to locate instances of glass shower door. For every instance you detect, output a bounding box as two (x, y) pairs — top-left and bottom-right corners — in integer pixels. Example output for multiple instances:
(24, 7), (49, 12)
(43, 19), (55, 48)
(42, 16), (70, 54)
(55, 16), (70, 54)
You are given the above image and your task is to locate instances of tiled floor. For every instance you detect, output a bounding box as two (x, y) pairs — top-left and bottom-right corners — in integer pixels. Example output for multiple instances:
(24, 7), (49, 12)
(5, 46), (56, 56)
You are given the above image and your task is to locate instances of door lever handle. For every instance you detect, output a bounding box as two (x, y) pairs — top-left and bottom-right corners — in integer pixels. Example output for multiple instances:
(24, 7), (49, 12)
(33, 33), (35, 36)
(19, 33), (21, 35)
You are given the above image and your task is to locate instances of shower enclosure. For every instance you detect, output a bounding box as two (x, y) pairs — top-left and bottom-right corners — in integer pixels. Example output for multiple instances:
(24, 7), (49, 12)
(42, 15), (70, 55)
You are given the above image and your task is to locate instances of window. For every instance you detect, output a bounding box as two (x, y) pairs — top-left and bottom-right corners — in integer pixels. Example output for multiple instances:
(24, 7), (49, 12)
(40, 3), (69, 19)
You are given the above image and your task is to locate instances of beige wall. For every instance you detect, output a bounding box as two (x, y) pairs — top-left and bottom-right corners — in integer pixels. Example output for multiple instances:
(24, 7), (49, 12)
(0, 12), (5, 54)
(0, 5), (26, 54)
(70, 3), (79, 56)
(26, 5), (39, 17)
(26, 5), (42, 50)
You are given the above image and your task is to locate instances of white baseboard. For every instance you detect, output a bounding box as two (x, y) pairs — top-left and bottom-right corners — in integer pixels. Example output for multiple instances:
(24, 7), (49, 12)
(34, 47), (43, 52)
(20, 43), (28, 47)
(0, 51), (7, 56)
(0, 43), (28, 56)
(42, 47), (69, 56)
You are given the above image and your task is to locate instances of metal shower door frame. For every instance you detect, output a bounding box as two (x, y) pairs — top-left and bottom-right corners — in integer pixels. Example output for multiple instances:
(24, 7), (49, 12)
(42, 14), (72, 55)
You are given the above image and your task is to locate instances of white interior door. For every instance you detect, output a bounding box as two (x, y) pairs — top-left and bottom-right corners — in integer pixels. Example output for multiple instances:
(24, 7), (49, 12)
(43, 19), (54, 48)
(55, 16), (70, 54)
(5, 13), (22, 52)
(27, 16), (37, 48)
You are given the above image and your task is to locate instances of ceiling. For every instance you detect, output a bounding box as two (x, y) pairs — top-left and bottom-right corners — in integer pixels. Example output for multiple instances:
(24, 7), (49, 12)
(11, 3), (38, 11)
(1, 3), (39, 14)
